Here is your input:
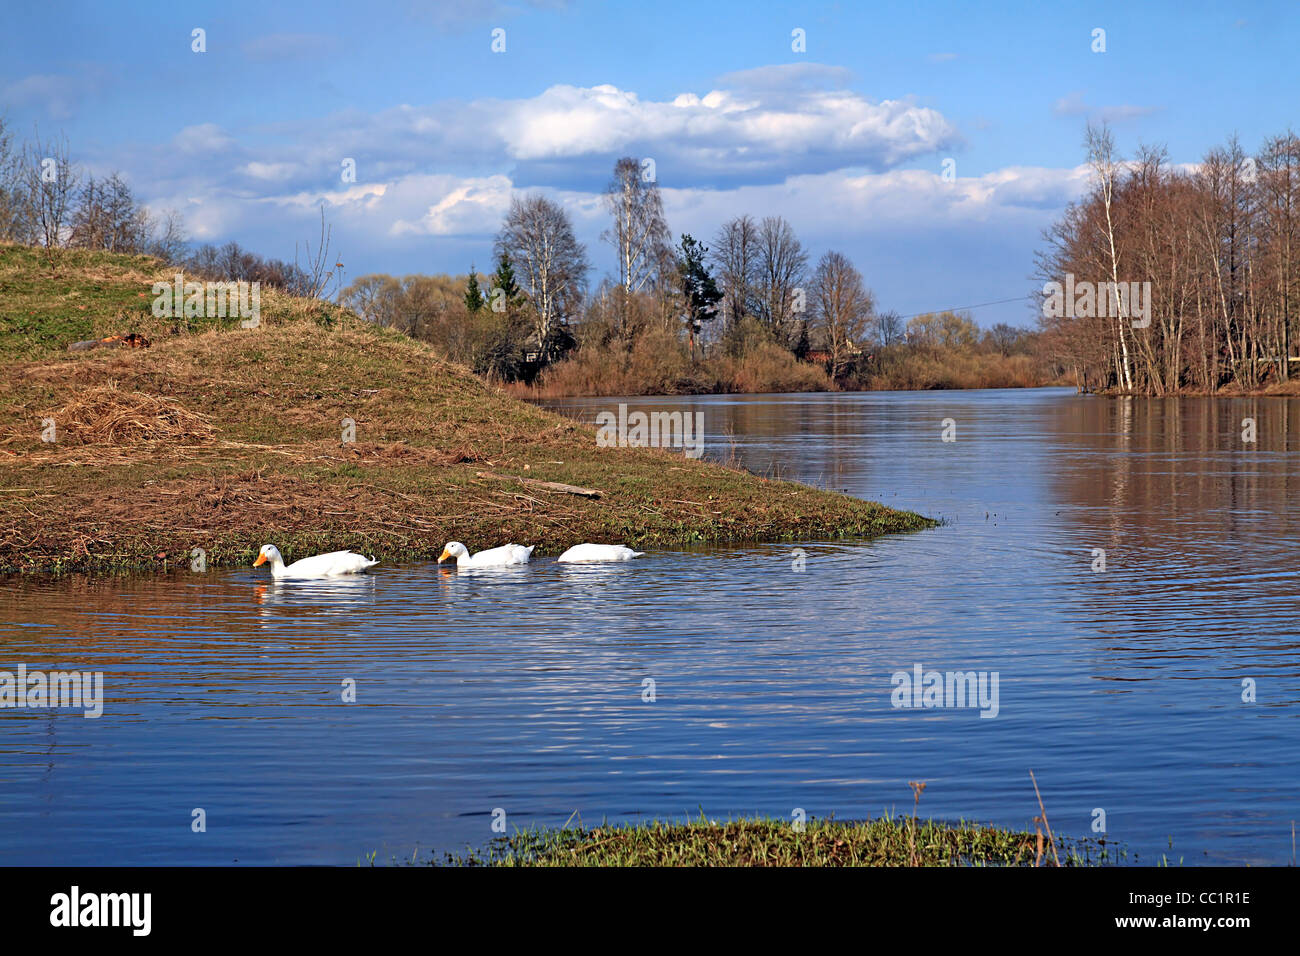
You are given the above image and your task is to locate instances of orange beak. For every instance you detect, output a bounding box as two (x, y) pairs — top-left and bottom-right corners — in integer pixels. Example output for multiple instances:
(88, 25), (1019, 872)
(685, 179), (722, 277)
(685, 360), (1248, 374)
(253, 554), (267, 567)
(437, 548), (451, 563)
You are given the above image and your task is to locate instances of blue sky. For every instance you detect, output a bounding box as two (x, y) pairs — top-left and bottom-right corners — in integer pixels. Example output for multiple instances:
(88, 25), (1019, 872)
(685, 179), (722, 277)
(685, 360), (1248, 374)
(2, 0), (1294, 326)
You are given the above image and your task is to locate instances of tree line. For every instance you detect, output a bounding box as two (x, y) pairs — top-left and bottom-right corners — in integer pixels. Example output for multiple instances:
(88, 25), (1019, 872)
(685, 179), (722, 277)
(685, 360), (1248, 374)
(1039, 123), (1300, 394)
(341, 155), (1041, 390)
(1, 117), (1043, 392)
(0, 120), (185, 262)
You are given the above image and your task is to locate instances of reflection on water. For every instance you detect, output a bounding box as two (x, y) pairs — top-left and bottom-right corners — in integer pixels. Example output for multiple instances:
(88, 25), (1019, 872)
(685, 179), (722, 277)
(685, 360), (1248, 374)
(2, 388), (1298, 864)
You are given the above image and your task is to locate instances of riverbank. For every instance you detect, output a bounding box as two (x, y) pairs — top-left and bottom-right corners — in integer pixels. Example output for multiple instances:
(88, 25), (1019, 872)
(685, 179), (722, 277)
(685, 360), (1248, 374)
(1086, 379), (1300, 397)
(511, 342), (1057, 398)
(436, 815), (1114, 866)
(0, 245), (933, 574)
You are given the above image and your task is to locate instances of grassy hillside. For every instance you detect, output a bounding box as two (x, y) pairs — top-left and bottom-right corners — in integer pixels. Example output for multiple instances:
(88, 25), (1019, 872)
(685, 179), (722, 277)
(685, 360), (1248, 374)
(0, 243), (933, 574)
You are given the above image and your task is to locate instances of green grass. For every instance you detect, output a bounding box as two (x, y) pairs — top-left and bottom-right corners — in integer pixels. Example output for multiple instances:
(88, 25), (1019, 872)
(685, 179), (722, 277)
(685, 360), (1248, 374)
(424, 815), (1117, 867)
(0, 243), (935, 574)
(0, 244), (171, 359)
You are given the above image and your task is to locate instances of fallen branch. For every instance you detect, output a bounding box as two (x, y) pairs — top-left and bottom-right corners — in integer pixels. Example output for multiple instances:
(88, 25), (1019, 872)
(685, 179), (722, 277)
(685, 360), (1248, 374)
(475, 470), (601, 499)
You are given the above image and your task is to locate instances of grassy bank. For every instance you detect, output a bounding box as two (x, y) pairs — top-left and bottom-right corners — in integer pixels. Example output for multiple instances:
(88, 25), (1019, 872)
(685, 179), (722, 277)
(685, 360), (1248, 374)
(0, 244), (933, 574)
(435, 815), (1114, 867)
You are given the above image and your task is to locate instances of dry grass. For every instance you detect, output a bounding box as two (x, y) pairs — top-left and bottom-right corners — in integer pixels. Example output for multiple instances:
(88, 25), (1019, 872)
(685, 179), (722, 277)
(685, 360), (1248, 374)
(519, 335), (832, 398)
(2, 385), (217, 446)
(0, 246), (933, 573)
(866, 348), (1046, 390)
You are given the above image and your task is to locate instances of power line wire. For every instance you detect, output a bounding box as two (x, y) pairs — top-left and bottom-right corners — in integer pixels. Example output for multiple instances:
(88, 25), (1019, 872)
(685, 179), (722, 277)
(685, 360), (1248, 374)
(892, 294), (1037, 321)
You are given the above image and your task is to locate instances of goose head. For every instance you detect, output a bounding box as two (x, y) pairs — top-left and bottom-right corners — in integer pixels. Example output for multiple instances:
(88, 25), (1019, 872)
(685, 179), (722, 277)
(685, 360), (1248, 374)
(438, 542), (468, 564)
(253, 544), (284, 569)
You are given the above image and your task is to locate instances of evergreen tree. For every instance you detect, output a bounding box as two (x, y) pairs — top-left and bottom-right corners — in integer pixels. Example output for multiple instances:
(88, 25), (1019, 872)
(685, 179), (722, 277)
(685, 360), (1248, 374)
(464, 264), (485, 313)
(489, 251), (521, 313)
(676, 234), (722, 360)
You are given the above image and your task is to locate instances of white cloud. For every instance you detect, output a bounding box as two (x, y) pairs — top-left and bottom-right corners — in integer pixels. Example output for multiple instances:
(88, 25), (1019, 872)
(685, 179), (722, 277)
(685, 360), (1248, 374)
(483, 80), (959, 175)
(387, 175), (514, 236)
(195, 72), (960, 192)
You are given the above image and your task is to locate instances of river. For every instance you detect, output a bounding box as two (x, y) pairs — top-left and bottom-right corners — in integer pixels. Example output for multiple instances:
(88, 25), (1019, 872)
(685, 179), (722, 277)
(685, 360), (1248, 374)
(1, 387), (1296, 864)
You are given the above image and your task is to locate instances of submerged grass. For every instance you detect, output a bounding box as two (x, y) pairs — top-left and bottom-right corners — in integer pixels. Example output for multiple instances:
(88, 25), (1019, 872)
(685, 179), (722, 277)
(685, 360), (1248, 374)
(431, 814), (1117, 867)
(0, 244), (934, 574)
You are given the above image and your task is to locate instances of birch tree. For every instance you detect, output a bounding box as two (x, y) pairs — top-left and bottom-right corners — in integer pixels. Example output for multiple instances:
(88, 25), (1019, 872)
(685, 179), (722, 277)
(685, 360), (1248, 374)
(602, 157), (670, 305)
(495, 194), (589, 356)
(1086, 122), (1134, 391)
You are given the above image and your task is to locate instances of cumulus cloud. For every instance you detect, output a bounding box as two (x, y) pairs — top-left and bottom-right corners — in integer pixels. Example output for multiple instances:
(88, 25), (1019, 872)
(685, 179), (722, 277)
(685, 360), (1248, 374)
(164, 161), (1087, 265)
(386, 174), (515, 236)
(661, 165), (1091, 241)
(490, 79), (959, 184)
(116, 71), (963, 209)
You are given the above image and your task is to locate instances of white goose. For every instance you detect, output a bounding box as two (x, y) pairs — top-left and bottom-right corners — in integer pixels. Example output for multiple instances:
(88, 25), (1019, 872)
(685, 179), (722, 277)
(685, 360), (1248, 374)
(557, 543), (645, 563)
(253, 544), (378, 579)
(438, 541), (534, 568)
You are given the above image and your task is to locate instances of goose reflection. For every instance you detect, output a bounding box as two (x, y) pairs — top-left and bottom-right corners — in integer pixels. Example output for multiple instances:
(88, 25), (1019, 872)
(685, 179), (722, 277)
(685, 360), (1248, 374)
(254, 571), (380, 620)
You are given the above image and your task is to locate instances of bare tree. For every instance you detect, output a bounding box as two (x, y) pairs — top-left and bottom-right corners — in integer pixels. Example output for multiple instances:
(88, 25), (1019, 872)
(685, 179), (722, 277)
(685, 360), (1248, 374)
(812, 251), (873, 378)
(875, 309), (903, 346)
(496, 194), (589, 355)
(1258, 131), (1299, 380)
(755, 215), (808, 349)
(985, 322), (1025, 356)
(22, 129), (79, 257)
(340, 274), (404, 327)
(710, 214), (759, 330)
(141, 206), (188, 263)
(69, 172), (147, 252)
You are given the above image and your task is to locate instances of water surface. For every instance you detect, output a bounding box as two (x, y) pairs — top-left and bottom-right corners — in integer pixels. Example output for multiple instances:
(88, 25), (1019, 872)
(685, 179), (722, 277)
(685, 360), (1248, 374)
(2, 388), (1297, 864)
